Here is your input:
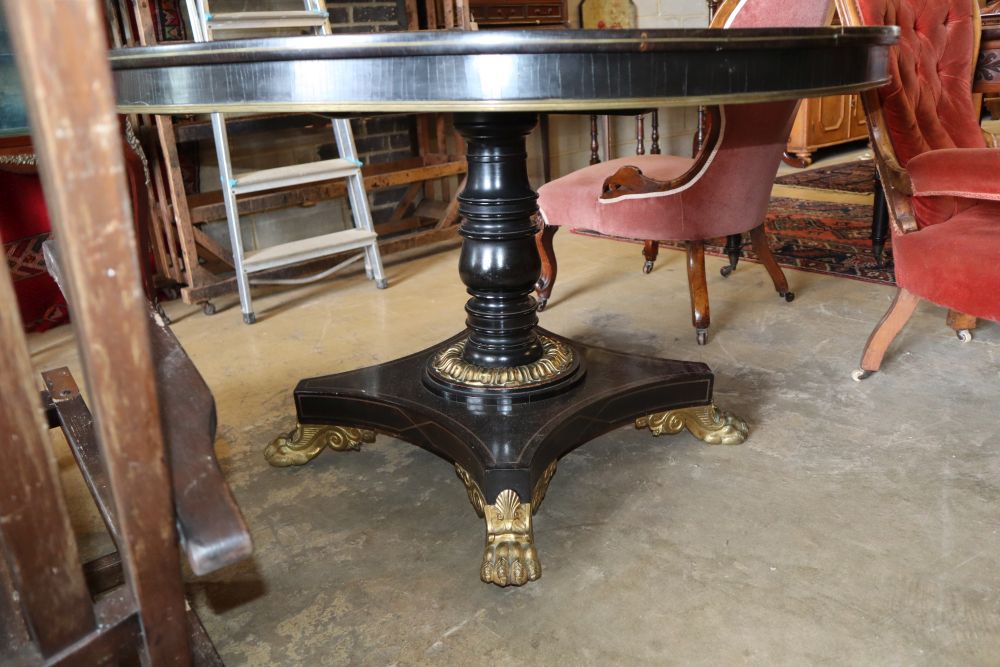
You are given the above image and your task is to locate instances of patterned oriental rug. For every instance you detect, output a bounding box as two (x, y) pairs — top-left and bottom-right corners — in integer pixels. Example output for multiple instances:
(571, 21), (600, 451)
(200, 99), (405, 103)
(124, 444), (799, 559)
(773, 159), (877, 194)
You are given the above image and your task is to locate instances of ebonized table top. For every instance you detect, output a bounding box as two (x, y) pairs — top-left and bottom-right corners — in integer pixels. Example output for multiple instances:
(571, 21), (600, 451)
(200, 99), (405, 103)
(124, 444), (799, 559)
(109, 27), (898, 114)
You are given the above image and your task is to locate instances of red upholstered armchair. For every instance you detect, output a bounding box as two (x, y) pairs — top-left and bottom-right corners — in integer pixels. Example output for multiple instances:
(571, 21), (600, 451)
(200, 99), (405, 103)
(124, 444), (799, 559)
(535, 0), (834, 345)
(836, 0), (1000, 379)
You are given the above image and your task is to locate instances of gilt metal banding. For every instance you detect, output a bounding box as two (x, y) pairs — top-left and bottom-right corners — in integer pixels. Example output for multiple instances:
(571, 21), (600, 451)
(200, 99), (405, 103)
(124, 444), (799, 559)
(428, 334), (576, 389)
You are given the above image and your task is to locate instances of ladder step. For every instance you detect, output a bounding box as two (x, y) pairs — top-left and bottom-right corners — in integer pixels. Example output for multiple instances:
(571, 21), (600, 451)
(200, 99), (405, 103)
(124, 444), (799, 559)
(206, 11), (328, 31)
(243, 229), (377, 273)
(231, 158), (361, 195)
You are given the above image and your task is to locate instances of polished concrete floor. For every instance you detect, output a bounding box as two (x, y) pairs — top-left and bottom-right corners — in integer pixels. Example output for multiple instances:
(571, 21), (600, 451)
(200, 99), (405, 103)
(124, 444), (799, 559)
(28, 170), (1000, 665)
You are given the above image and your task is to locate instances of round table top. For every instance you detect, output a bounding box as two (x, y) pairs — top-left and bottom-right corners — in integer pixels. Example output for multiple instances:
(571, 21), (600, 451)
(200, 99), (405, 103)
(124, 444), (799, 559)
(110, 27), (898, 115)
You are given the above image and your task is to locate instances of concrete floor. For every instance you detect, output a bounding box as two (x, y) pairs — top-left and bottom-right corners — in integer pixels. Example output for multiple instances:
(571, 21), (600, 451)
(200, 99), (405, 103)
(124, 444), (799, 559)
(28, 164), (1000, 665)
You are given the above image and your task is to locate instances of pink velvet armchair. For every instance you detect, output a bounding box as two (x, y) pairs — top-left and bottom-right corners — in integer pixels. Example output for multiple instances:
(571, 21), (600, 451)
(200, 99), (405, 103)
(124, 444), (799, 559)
(535, 0), (834, 345)
(836, 0), (1000, 379)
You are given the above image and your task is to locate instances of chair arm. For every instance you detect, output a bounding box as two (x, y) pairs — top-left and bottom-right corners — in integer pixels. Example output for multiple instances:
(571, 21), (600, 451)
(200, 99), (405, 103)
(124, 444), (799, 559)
(907, 148), (1000, 201)
(600, 106), (723, 200)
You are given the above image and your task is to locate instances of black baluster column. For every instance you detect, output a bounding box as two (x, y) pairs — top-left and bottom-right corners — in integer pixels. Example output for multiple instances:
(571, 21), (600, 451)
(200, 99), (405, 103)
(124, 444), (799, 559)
(424, 112), (580, 400)
(457, 112), (542, 367)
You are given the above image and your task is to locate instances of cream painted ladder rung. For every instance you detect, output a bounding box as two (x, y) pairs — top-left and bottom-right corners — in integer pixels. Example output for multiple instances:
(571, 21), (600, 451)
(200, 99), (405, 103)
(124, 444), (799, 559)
(231, 158), (361, 195)
(243, 229), (377, 273)
(206, 11), (329, 31)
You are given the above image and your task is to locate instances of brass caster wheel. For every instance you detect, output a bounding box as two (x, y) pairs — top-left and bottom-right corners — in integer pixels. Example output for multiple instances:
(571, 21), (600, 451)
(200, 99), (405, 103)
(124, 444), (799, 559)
(957, 329), (972, 343)
(782, 291), (795, 303)
(642, 260), (654, 274)
(720, 265), (734, 278)
(202, 301), (216, 316)
(851, 368), (873, 382)
(375, 278), (389, 289)
(696, 328), (708, 346)
(536, 296), (548, 312)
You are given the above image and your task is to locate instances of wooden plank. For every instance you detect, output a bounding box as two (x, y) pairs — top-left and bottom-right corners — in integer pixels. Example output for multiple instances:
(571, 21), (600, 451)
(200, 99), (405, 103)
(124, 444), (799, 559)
(4, 2), (192, 664)
(387, 182), (424, 224)
(42, 369), (122, 544)
(404, 0), (420, 30)
(189, 159), (467, 223)
(0, 265), (94, 656)
(182, 225), (462, 303)
(46, 589), (142, 667)
(192, 227), (235, 268)
(0, 539), (36, 664)
(130, 0), (213, 290)
(149, 141), (185, 282)
(83, 552), (126, 598)
(435, 176), (466, 229)
(44, 244), (252, 577)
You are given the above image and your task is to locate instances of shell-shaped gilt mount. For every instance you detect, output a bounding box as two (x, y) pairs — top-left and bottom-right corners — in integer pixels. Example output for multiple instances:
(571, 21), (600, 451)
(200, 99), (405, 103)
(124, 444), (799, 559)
(486, 490), (530, 535)
(636, 404), (749, 446)
(264, 423), (376, 467)
(428, 334), (576, 389)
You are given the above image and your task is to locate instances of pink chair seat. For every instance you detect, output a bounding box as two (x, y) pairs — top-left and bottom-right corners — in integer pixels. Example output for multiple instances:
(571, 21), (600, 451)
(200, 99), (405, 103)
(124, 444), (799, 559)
(538, 154), (695, 240)
(893, 200), (1000, 322)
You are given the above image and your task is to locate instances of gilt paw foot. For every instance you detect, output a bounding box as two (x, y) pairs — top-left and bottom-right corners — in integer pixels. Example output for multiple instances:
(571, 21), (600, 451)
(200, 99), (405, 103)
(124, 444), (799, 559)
(481, 490), (540, 587)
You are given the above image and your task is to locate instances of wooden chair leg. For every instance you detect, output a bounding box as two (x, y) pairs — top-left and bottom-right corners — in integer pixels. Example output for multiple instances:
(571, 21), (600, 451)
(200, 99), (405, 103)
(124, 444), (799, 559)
(854, 288), (920, 380)
(642, 240), (659, 274)
(686, 240), (710, 345)
(748, 225), (794, 302)
(946, 310), (977, 342)
(535, 223), (558, 311)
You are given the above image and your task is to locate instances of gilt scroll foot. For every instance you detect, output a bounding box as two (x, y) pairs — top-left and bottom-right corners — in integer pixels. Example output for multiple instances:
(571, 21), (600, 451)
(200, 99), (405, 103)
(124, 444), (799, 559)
(264, 423), (375, 467)
(455, 465), (542, 587)
(635, 404), (749, 445)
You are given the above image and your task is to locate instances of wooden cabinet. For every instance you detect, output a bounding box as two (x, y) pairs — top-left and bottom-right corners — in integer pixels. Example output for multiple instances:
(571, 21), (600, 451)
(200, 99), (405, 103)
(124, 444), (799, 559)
(784, 93), (868, 167)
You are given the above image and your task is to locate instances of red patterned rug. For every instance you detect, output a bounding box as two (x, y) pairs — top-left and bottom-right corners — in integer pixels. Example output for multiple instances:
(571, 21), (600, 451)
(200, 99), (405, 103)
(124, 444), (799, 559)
(577, 187), (895, 286)
(774, 159), (876, 194)
(717, 196), (893, 285)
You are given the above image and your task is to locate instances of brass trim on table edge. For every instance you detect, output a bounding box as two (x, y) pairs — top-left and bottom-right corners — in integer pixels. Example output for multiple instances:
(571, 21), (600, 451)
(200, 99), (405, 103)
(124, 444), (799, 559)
(428, 334), (575, 390)
(264, 423), (376, 467)
(109, 29), (897, 67)
(114, 79), (891, 116)
(636, 404), (749, 445)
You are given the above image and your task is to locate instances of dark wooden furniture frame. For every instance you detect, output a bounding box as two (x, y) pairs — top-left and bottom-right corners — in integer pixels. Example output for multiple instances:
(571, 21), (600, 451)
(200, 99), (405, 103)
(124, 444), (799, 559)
(0, 2), (250, 663)
(108, 26), (896, 588)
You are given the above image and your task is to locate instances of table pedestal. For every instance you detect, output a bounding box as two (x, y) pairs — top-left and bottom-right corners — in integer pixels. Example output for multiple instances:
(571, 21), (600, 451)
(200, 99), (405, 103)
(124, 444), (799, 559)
(266, 112), (749, 587)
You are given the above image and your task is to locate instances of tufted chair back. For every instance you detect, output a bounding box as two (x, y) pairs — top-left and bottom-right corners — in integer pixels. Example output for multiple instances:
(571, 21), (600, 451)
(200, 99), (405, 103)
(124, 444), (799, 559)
(856, 0), (981, 165)
(850, 0), (982, 226)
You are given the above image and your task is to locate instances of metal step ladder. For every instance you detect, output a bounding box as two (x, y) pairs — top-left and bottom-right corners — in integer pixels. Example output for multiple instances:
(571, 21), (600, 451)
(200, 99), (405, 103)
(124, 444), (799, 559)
(185, 0), (387, 324)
